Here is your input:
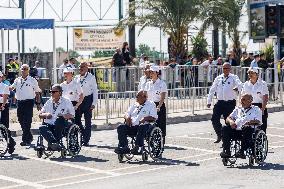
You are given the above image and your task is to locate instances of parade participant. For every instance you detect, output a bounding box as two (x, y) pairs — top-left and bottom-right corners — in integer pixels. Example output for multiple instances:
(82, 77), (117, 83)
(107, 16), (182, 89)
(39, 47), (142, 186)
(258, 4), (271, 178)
(221, 94), (262, 158)
(114, 90), (157, 154)
(74, 62), (98, 146)
(144, 66), (167, 143)
(39, 84), (75, 150)
(10, 64), (41, 146)
(207, 63), (243, 143)
(0, 71), (16, 154)
(241, 67), (269, 133)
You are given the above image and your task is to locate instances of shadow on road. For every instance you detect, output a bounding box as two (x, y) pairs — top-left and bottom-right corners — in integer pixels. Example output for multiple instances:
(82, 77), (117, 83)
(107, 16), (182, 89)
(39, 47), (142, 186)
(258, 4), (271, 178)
(228, 162), (284, 170)
(164, 146), (187, 151)
(49, 155), (109, 163)
(0, 154), (29, 161)
(88, 144), (117, 150)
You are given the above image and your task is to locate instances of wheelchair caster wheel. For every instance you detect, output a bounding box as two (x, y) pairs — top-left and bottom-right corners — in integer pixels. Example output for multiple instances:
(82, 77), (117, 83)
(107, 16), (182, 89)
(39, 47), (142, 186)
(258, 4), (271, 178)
(249, 156), (254, 166)
(118, 154), (124, 163)
(222, 158), (228, 166)
(61, 149), (67, 158)
(142, 152), (148, 162)
(37, 150), (43, 158)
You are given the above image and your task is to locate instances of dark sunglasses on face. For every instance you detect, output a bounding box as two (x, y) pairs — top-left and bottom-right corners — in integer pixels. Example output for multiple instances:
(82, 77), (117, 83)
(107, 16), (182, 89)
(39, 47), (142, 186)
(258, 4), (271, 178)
(21, 68), (29, 70)
(50, 90), (59, 94)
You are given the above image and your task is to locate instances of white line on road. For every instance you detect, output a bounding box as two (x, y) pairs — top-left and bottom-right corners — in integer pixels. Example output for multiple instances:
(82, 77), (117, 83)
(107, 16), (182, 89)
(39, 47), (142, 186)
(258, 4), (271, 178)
(268, 127), (284, 130)
(267, 134), (284, 138)
(0, 175), (46, 189)
(21, 155), (119, 176)
(81, 146), (115, 154)
(45, 155), (220, 189)
(166, 143), (221, 153)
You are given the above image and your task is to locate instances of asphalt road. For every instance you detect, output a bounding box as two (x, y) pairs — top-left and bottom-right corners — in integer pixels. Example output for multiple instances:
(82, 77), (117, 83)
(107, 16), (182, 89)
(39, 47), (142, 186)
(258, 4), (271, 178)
(0, 112), (284, 189)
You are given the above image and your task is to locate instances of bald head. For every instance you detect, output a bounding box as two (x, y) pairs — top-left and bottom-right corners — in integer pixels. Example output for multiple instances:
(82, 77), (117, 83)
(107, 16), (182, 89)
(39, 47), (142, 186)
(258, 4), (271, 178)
(136, 90), (147, 104)
(241, 93), (253, 108)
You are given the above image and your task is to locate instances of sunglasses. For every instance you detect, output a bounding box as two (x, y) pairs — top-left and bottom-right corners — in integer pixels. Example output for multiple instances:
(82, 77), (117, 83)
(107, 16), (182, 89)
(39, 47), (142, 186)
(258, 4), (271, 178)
(21, 68), (29, 70)
(50, 90), (59, 94)
(223, 68), (230, 70)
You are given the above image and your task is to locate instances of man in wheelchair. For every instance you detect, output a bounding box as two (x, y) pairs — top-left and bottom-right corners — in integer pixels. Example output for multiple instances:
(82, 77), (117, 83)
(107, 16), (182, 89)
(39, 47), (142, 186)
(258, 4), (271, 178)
(114, 90), (158, 155)
(38, 84), (75, 151)
(220, 93), (262, 159)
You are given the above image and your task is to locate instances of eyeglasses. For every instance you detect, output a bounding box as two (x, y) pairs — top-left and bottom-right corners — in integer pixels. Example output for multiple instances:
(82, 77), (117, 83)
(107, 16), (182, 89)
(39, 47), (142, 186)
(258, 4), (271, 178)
(223, 68), (230, 70)
(21, 68), (29, 70)
(50, 90), (59, 94)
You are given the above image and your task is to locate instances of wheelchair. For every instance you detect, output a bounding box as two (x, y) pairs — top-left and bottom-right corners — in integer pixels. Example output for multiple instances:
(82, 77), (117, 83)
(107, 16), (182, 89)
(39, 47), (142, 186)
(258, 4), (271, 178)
(0, 124), (9, 157)
(118, 124), (164, 163)
(222, 125), (268, 166)
(34, 121), (82, 158)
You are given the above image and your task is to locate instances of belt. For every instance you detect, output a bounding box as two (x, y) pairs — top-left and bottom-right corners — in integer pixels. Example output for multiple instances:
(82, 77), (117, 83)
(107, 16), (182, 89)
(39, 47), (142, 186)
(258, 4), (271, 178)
(18, 99), (34, 102)
(218, 99), (236, 102)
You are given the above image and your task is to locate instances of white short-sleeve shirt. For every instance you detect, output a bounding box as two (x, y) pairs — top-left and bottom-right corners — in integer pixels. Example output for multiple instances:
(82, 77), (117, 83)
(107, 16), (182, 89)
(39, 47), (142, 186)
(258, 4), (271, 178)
(125, 100), (158, 126)
(61, 80), (83, 102)
(241, 78), (269, 104)
(229, 105), (262, 130)
(0, 83), (10, 103)
(74, 72), (98, 106)
(40, 97), (75, 125)
(207, 73), (243, 104)
(144, 78), (167, 102)
(11, 76), (41, 100)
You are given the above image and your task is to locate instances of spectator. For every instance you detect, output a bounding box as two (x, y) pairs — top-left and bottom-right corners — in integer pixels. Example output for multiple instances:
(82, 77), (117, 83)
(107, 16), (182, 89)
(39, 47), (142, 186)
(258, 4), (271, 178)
(258, 53), (269, 70)
(250, 54), (260, 68)
(112, 48), (124, 67)
(122, 42), (132, 65)
(226, 52), (238, 66)
(69, 57), (77, 68)
(242, 52), (253, 67)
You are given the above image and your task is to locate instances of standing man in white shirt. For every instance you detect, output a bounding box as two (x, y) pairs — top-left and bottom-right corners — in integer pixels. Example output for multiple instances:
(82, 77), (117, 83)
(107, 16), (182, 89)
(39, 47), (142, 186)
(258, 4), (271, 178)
(39, 84), (75, 150)
(74, 62), (98, 146)
(207, 63), (243, 143)
(10, 64), (41, 146)
(241, 67), (269, 133)
(221, 94), (262, 158)
(0, 71), (16, 154)
(114, 90), (158, 154)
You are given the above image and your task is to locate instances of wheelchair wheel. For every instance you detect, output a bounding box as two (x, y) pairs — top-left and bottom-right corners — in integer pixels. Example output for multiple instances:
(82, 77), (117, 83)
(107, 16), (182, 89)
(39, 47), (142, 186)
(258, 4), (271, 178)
(254, 130), (268, 164)
(142, 152), (148, 162)
(249, 156), (254, 166)
(0, 124), (9, 157)
(118, 154), (124, 163)
(61, 149), (67, 158)
(66, 124), (82, 157)
(222, 158), (229, 166)
(147, 127), (164, 161)
(44, 150), (54, 157)
(37, 150), (43, 158)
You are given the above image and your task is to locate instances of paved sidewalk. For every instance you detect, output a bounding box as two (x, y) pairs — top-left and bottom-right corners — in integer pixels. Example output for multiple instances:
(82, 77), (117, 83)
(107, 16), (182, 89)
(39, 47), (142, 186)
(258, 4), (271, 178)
(9, 103), (284, 137)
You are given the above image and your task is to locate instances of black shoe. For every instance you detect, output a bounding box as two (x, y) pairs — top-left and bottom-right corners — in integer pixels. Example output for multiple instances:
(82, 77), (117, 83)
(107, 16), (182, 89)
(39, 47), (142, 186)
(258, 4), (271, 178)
(235, 151), (246, 159)
(214, 136), (222, 143)
(8, 140), (16, 154)
(131, 146), (143, 155)
(220, 151), (231, 158)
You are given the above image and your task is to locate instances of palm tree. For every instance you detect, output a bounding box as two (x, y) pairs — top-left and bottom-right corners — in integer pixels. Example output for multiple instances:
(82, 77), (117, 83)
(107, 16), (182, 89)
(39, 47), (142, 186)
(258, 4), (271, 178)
(117, 0), (203, 59)
(199, 0), (246, 63)
(199, 0), (231, 59)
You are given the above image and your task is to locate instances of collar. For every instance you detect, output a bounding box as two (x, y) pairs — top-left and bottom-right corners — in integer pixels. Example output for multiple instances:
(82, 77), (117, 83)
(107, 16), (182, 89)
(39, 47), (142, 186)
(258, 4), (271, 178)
(53, 97), (62, 104)
(80, 72), (88, 78)
(151, 78), (160, 84)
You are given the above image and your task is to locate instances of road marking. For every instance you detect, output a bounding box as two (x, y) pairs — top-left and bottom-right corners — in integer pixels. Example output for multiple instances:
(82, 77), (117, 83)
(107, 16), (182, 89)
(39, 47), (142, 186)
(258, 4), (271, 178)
(45, 155), (220, 188)
(21, 155), (119, 176)
(270, 141), (284, 144)
(0, 175), (46, 188)
(267, 134), (284, 138)
(268, 127), (284, 130)
(166, 144), (221, 153)
(81, 147), (115, 154)
(175, 136), (216, 141)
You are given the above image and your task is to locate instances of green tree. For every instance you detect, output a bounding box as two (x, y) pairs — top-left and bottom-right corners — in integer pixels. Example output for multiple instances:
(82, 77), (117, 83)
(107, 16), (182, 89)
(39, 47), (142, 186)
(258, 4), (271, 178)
(117, 0), (203, 59)
(56, 47), (66, 53)
(191, 34), (208, 61)
(68, 49), (80, 58)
